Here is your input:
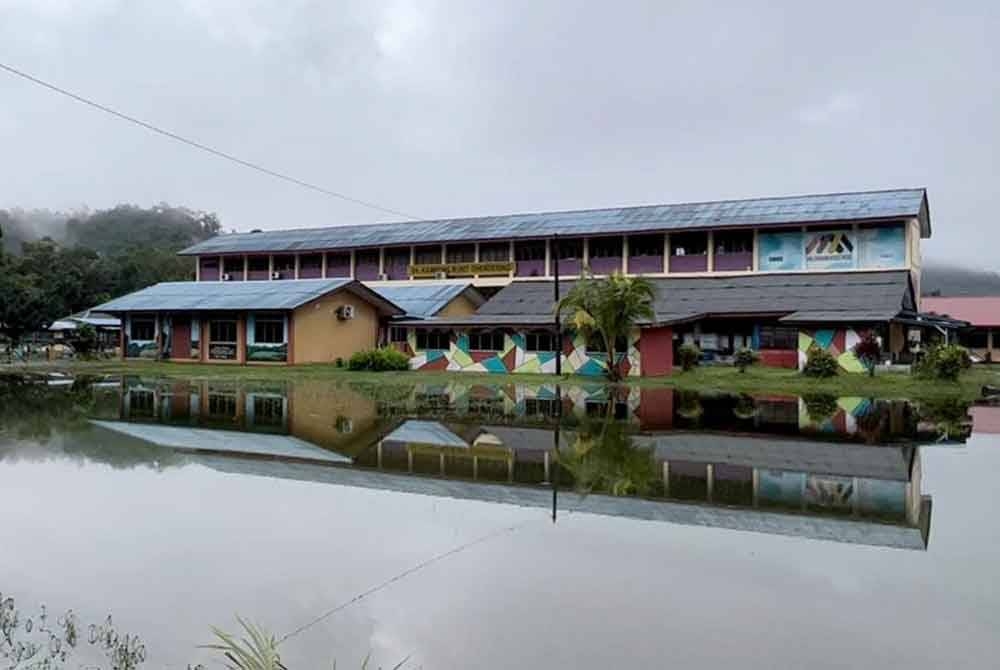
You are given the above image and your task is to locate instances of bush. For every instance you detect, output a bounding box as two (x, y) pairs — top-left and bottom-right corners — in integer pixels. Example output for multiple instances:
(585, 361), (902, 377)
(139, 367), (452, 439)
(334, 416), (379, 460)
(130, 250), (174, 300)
(915, 343), (970, 381)
(733, 347), (758, 373)
(347, 347), (409, 372)
(802, 344), (839, 378)
(802, 393), (839, 422)
(852, 331), (881, 377)
(677, 344), (701, 372)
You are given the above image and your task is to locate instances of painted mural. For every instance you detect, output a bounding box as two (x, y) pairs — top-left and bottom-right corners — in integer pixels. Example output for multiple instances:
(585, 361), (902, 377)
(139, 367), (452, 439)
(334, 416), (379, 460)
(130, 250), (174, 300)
(758, 224), (905, 272)
(407, 329), (641, 377)
(798, 329), (866, 373)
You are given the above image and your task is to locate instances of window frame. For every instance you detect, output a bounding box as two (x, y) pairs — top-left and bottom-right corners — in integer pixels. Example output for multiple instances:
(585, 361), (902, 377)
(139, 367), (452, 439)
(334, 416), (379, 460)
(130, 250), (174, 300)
(589, 236), (623, 259)
(210, 319), (238, 344)
(670, 231), (708, 256)
(445, 244), (476, 263)
(514, 241), (546, 261)
(758, 325), (798, 350)
(525, 330), (557, 353)
(628, 234), (664, 257)
(415, 329), (451, 351)
(253, 317), (285, 345)
(130, 318), (156, 342)
(468, 329), (506, 352)
(479, 242), (510, 262)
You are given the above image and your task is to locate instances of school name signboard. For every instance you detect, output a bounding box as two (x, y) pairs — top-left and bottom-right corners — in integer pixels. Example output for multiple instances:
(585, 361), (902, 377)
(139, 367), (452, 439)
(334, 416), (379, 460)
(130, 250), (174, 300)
(409, 262), (515, 277)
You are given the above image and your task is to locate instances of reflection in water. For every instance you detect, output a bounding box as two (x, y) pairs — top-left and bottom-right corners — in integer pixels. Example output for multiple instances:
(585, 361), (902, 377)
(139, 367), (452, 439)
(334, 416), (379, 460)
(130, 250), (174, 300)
(1, 374), (976, 551)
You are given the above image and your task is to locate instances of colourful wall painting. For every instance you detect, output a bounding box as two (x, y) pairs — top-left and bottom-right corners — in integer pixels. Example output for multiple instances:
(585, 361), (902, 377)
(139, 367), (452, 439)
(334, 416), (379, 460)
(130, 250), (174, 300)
(758, 226), (906, 272)
(407, 328), (641, 377)
(758, 231), (804, 271)
(798, 328), (866, 373)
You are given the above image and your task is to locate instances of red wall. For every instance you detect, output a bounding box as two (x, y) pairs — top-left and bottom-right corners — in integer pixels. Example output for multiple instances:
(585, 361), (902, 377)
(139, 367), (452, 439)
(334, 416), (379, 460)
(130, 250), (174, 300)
(641, 326), (673, 377)
(172, 318), (191, 359)
(639, 388), (674, 429)
(759, 349), (798, 369)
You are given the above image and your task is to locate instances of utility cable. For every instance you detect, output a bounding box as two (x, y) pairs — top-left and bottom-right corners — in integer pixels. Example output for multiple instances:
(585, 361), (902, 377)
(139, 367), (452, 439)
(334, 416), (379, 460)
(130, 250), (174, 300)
(0, 61), (420, 220)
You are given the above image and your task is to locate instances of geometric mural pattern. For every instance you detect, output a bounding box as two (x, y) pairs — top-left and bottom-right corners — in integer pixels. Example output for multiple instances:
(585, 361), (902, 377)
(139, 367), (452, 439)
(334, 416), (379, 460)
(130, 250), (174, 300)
(407, 328), (641, 377)
(798, 328), (866, 373)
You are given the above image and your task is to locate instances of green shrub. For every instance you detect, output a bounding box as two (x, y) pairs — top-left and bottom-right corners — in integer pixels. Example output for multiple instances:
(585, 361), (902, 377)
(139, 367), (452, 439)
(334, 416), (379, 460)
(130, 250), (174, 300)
(677, 343), (701, 372)
(733, 347), (758, 373)
(802, 392), (839, 422)
(348, 347), (410, 372)
(915, 343), (970, 381)
(335, 356), (344, 368)
(802, 345), (839, 378)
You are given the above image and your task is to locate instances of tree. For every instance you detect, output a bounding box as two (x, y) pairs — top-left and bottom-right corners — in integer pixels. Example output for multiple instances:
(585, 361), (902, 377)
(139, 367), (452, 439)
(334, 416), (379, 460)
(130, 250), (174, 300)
(733, 347), (757, 373)
(71, 323), (99, 357)
(852, 331), (881, 377)
(556, 271), (655, 381)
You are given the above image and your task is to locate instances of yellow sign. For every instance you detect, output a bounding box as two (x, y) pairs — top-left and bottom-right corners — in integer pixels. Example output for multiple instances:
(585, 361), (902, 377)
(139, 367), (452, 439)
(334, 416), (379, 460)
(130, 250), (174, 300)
(409, 262), (514, 277)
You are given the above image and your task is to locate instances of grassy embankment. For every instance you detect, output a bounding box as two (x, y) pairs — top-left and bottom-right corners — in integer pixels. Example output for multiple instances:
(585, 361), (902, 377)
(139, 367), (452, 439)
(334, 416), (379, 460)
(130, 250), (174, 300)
(11, 359), (999, 401)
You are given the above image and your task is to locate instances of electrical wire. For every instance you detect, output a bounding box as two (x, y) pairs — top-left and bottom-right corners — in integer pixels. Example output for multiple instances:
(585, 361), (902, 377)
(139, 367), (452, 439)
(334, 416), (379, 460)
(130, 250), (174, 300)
(0, 61), (420, 220)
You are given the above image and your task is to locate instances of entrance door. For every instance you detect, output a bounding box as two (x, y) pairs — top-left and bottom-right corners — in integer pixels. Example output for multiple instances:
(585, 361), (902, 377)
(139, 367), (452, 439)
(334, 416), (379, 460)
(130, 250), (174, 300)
(172, 317), (192, 359)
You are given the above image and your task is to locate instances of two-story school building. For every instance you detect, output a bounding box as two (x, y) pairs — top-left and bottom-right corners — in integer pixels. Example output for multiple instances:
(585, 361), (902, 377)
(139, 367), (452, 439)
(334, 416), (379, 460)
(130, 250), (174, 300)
(99, 187), (962, 374)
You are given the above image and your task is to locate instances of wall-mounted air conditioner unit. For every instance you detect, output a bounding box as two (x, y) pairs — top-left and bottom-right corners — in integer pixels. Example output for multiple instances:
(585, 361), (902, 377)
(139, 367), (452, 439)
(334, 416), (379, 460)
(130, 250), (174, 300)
(377, 273), (389, 281)
(434, 271), (448, 279)
(221, 273), (232, 281)
(337, 304), (356, 320)
(271, 271), (282, 280)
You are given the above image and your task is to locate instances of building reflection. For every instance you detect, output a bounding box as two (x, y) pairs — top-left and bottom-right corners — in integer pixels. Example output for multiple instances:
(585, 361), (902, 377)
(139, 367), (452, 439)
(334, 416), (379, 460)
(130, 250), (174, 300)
(101, 378), (973, 550)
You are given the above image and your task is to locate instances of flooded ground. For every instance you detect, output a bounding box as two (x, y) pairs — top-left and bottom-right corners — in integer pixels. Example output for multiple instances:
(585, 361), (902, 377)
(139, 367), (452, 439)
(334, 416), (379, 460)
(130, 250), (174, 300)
(1, 374), (998, 668)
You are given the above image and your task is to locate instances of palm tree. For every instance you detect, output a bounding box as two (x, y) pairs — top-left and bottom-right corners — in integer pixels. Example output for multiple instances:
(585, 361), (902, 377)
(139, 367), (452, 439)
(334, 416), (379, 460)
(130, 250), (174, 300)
(556, 271), (656, 381)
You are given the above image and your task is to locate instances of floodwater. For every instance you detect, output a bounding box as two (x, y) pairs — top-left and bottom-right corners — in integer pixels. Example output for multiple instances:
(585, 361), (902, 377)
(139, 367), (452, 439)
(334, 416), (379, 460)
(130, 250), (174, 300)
(1, 373), (998, 669)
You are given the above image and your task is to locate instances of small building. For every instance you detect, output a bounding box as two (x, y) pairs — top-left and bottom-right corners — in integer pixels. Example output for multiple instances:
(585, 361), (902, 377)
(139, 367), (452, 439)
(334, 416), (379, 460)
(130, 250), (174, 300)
(94, 279), (403, 364)
(49, 310), (121, 349)
(373, 283), (485, 319)
(395, 270), (950, 376)
(922, 296), (1000, 362)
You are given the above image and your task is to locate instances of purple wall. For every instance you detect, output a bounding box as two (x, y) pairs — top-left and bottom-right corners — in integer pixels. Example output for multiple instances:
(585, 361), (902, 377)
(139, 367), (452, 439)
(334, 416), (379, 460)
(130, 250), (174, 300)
(385, 262), (409, 280)
(355, 263), (380, 280)
(298, 265), (323, 279)
(669, 255), (708, 273)
(199, 257), (219, 281)
(714, 252), (753, 272)
(247, 269), (269, 281)
(516, 260), (545, 277)
(589, 257), (622, 275)
(222, 257), (244, 280)
(556, 259), (582, 276)
(326, 254), (351, 277)
(627, 255), (664, 274)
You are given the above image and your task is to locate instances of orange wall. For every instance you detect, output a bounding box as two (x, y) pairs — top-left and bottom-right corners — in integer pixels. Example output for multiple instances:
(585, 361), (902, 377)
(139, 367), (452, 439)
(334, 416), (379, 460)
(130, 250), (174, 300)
(292, 292), (380, 364)
(436, 293), (480, 318)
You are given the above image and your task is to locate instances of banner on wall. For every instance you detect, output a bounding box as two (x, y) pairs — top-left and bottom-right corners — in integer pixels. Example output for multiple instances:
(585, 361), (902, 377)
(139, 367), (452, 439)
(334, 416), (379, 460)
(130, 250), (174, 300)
(857, 225), (905, 268)
(758, 231), (804, 271)
(804, 230), (855, 269)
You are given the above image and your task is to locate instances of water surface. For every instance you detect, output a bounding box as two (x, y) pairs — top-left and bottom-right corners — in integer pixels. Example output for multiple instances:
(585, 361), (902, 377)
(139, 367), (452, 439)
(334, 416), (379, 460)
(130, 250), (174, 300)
(1, 374), (997, 668)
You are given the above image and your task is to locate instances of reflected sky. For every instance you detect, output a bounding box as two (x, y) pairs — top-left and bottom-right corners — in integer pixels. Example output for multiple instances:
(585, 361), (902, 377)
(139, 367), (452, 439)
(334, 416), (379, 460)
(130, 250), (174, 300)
(0, 374), (996, 669)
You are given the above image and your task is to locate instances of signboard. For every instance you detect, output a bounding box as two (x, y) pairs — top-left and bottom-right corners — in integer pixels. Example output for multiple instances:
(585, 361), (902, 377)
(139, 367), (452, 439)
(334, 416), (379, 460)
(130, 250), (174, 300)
(857, 225), (905, 268)
(758, 231), (804, 271)
(804, 230), (855, 269)
(409, 261), (514, 278)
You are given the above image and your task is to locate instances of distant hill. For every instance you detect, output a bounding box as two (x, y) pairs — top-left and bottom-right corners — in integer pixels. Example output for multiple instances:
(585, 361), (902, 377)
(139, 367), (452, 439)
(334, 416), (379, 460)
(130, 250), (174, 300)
(922, 260), (1000, 296)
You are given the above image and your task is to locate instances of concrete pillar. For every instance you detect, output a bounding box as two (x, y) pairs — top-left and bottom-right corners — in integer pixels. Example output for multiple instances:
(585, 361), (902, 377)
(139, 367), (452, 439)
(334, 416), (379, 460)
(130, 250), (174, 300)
(440, 244), (447, 264)
(706, 463), (714, 502)
(321, 253), (327, 278)
(195, 260), (201, 281)
(544, 239), (551, 277)
(268, 255), (274, 280)
(294, 254), (301, 279)
(707, 231), (714, 273)
(378, 248), (385, 277)
(349, 250), (356, 279)
(509, 240), (515, 279)
(243, 255), (249, 281)
(662, 461), (670, 497)
(622, 236), (629, 274)
(663, 234), (670, 273)
(752, 229), (759, 272)
(376, 440), (383, 469)
(752, 469), (760, 507)
(582, 237), (589, 272)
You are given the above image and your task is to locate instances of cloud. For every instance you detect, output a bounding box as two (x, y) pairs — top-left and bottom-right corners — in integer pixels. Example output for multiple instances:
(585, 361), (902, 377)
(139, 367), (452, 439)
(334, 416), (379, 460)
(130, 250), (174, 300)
(797, 92), (862, 125)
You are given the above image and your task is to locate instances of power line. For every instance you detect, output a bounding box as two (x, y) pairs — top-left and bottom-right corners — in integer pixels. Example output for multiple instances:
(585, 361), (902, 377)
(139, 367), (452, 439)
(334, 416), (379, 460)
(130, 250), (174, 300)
(0, 61), (421, 220)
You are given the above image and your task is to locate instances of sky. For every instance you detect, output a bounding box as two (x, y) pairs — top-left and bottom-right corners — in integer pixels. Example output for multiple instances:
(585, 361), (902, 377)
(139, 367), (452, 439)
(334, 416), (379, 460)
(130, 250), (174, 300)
(0, 1), (997, 269)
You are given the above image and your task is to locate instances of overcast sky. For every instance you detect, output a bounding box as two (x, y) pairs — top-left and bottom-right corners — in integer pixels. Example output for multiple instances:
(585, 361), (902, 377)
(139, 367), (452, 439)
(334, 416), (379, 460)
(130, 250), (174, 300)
(1, 1), (997, 268)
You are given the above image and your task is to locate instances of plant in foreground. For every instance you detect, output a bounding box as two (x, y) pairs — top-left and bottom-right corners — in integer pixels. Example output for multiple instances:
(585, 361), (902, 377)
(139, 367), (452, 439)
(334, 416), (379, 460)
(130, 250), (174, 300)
(733, 347), (757, 373)
(801, 344), (838, 378)
(851, 331), (881, 377)
(677, 344), (701, 372)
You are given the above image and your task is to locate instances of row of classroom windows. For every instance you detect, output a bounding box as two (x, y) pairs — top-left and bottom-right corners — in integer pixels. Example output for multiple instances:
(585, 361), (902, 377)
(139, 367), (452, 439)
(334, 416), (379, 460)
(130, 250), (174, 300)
(393, 325), (800, 354)
(198, 231), (757, 280)
(129, 316), (286, 344)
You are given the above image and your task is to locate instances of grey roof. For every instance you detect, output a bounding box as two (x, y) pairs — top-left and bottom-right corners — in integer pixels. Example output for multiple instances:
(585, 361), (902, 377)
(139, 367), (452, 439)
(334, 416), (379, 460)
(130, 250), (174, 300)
(93, 278), (405, 315)
(90, 420), (351, 463)
(179, 188), (930, 256)
(437, 270), (915, 327)
(383, 420), (470, 448)
(636, 433), (914, 481)
(369, 282), (484, 318)
(779, 309), (902, 323)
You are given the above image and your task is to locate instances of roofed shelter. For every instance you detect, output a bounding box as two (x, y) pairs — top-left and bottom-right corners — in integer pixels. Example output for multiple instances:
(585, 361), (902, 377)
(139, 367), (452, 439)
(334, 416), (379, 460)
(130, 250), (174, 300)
(94, 279), (403, 365)
(922, 296), (1000, 362)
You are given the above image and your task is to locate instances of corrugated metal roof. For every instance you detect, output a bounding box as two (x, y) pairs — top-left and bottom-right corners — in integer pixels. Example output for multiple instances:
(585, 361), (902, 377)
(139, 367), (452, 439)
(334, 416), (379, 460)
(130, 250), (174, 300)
(94, 278), (403, 314)
(383, 420), (469, 448)
(179, 188), (929, 256)
(779, 309), (902, 323)
(370, 283), (483, 318)
(921, 296), (1000, 327)
(414, 270), (914, 327)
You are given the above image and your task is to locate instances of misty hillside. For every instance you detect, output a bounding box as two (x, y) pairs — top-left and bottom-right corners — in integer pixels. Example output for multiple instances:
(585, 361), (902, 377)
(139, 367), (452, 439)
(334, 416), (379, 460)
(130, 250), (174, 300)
(921, 260), (1000, 296)
(0, 204), (220, 256)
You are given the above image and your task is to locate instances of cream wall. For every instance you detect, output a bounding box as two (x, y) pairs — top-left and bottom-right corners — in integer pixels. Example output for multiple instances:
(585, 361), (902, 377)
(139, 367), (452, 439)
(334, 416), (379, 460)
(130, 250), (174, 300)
(436, 293), (480, 318)
(908, 218), (923, 309)
(292, 292), (380, 364)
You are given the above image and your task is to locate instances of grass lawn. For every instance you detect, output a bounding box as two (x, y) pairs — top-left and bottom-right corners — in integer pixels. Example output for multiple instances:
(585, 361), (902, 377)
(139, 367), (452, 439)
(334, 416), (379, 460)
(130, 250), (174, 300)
(9, 359), (999, 402)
